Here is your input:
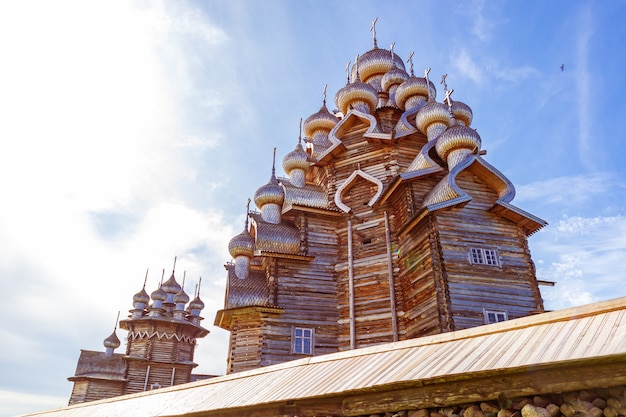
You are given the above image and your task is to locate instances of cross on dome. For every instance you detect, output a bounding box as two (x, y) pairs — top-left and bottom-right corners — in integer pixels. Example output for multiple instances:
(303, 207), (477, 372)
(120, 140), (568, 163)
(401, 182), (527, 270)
(407, 52), (415, 76)
(370, 17), (378, 48)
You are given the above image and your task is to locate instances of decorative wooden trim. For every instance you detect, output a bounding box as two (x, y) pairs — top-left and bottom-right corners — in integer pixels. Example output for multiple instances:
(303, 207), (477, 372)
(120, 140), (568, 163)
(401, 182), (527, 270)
(214, 305), (285, 329)
(334, 168), (384, 213)
(253, 251), (315, 261)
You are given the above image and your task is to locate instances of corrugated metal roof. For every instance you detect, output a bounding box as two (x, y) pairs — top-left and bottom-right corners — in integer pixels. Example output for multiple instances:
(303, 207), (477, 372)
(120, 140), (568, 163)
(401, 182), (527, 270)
(22, 296), (626, 417)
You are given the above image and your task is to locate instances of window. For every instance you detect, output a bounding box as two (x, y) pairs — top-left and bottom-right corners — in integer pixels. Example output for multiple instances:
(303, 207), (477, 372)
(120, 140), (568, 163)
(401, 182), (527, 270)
(292, 327), (314, 355)
(484, 309), (508, 324)
(469, 247), (499, 266)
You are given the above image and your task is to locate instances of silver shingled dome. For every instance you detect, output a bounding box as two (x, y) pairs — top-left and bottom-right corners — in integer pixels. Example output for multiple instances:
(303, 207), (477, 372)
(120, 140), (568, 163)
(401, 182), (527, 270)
(282, 142), (310, 175)
(228, 228), (255, 258)
(395, 76), (437, 110)
(254, 175), (285, 208)
(303, 106), (339, 138)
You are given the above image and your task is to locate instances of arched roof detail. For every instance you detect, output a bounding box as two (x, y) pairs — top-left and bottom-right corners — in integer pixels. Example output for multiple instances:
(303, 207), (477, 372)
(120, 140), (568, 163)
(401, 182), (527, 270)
(332, 109), (380, 139)
(334, 168), (384, 213)
(315, 109), (380, 165)
(394, 101), (425, 139)
(422, 155), (515, 211)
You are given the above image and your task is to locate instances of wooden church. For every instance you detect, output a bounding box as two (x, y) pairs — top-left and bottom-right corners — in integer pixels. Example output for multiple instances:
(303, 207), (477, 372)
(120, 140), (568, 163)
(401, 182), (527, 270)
(67, 267), (210, 404)
(32, 22), (626, 417)
(65, 22), (551, 405)
(214, 28), (548, 375)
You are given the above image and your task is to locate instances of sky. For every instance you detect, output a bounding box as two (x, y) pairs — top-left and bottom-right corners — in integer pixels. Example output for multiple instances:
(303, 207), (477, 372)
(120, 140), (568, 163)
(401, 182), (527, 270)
(1, 0), (625, 415)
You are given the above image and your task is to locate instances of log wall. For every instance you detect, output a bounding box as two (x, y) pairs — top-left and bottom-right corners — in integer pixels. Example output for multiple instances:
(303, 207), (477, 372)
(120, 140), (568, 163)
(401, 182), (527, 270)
(435, 170), (544, 329)
(264, 213), (340, 364)
(221, 106), (545, 373)
(227, 314), (264, 374)
(396, 217), (444, 338)
(331, 124), (403, 349)
(68, 380), (124, 405)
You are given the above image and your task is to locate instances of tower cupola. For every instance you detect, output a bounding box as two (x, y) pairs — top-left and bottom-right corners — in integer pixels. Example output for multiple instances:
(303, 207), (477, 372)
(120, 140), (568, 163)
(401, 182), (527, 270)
(350, 18), (405, 92)
(187, 281), (205, 325)
(303, 85), (340, 158)
(103, 313), (121, 358)
(174, 273), (190, 311)
(253, 148), (284, 224)
(335, 57), (378, 115)
(415, 101), (452, 140)
(380, 43), (409, 108)
(395, 53), (436, 110)
(228, 200), (255, 279)
(150, 283), (166, 313)
(435, 89), (481, 169)
(282, 120), (310, 187)
(440, 74), (473, 127)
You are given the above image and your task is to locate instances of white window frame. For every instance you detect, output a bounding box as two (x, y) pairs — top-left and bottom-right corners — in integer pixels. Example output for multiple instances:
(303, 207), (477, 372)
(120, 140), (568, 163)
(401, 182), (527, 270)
(292, 327), (314, 355)
(469, 247), (500, 266)
(484, 309), (508, 324)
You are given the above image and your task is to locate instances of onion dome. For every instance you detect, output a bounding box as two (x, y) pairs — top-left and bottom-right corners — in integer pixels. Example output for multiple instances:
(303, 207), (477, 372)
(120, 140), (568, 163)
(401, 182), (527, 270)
(450, 99), (473, 126)
(303, 93), (341, 158)
(436, 124), (482, 169)
(415, 101), (452, 140)
(103, 330), (121, 350)
(381, 66), (409, 108)
(254, 177), (284, 206)
(303, 105), (339, 138)
(228, 228), (255, 259)
(254, 175), (284, 225)
(381, 66), (409, 92)
(351, 47), (405, 91)
(151, 285), (166, 301)
(174, 288), (190, 305)
(255, 149), (285, 224)
(103, 329), (120, 357)
(283, 127), (310, 188)
(132, 287), (150, 309)
(254, 174), (284, 208)
(162, 272), (181, 304)
(188, 295), (205, 316)
(334, 78), (378, 115)
(173, 287), (190, 313)
(395, 76), (437, 111)
(230, 201), (255, 279)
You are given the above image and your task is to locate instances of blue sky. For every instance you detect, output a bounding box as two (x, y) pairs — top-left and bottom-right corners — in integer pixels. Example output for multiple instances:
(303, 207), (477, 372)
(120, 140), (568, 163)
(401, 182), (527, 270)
(1, 1), (626, 415)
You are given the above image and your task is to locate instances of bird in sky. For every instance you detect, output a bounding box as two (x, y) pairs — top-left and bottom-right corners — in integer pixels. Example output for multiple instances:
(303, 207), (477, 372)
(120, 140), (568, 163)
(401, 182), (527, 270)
(561, 64), (565, 71)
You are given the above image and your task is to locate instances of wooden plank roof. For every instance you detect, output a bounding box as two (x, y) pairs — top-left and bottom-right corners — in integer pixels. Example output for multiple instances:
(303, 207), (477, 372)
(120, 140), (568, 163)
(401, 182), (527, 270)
(21, 296), (626, 417)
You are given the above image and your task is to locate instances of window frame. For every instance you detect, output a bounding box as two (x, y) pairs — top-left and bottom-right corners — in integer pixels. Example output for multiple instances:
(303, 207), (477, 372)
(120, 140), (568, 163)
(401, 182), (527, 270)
(468, 247), (500, 267)
(291, 326), (314, 355)
(483, 309), (508, 324)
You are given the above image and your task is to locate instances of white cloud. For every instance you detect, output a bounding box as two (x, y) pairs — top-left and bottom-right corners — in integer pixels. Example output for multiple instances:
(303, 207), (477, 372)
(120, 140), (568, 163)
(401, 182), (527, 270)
(451, 48), (485, 85)
(0, 1), (235, 410)
(456, 0), (494, 42)
(0, 390), (66, 417)
(534, 215), (626, 310)
(515, 173), (614, 205)
(450, 49), (537, 88)
(491, 65), (539, 82)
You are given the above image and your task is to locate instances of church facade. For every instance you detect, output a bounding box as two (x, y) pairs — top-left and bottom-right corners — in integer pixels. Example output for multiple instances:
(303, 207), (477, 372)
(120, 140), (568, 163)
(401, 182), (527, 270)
(67, 268), (210, 404)
(66, 27), (550, 404)
(215, 32), (548, 375)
